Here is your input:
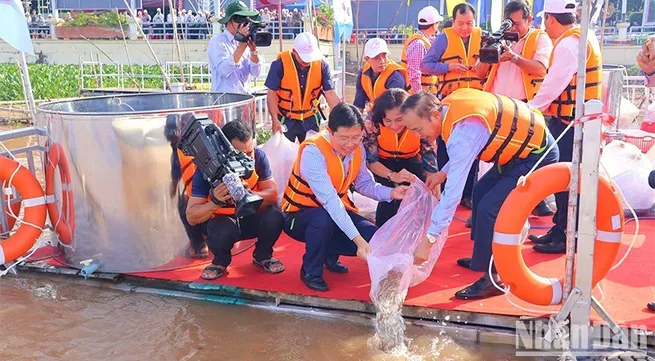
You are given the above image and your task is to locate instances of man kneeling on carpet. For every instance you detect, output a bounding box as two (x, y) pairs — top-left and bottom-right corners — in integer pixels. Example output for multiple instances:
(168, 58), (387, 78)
(186, 120), (285, 280)
(281, 103), (409, 291)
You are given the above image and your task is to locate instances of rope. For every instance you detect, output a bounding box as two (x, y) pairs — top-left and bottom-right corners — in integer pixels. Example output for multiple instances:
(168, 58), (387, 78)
(517, 122), (575, 188)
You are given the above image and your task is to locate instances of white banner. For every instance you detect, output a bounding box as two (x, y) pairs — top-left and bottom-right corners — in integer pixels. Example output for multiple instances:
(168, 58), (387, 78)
(0, 0), (35, 55)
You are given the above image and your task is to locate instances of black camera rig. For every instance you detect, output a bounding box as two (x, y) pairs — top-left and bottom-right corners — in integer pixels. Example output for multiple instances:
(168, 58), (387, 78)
(479, 19), (520, 64)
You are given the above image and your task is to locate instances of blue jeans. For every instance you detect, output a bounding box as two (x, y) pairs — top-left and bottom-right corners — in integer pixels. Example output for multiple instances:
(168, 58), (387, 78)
(469, 131), (560, 272)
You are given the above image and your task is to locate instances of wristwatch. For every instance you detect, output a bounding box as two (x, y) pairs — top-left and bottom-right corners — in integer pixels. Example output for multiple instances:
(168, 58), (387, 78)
(510, 54), (519, 64)
(386, 171), (394, 181)
(426, 233), (438, 244)
(251, 50), (259, 56)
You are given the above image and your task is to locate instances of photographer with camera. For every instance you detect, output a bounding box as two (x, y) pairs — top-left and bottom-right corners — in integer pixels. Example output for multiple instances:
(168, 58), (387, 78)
(526, 0), (602, 254)
(265, 32), (340, 143)
(185, 120), (284, 280)
(476, 0), (555, 217)
(208, 1), (262, 94)
(281, 103), (409, 292)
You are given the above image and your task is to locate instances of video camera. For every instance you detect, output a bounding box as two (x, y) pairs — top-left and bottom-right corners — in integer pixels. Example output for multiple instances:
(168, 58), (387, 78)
(479, 19), (520, 64)
(176, 114), (263, 217)
(233, 15), (273, 47)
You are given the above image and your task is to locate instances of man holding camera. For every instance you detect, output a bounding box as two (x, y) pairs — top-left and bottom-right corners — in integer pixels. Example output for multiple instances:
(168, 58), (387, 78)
(265, 32), (340, 143)
(186, 121), (285, 280)
(526, 0), (602, 254)
(476, 0), (555, 217)
(354, 38), (411, 113)
(281, 103), (409, 291)
(208, 1), (262, 94)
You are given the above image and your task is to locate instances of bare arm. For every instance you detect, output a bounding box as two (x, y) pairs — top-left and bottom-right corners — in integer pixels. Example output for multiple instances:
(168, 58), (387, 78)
(476, 62), (491, 79)
(367, 161), (392, 178)
(323, 89), (341, 109)
(266, 89), (282, 132)
(515, 57), (547, 77)
(186, 196), (220, 226)
(251, 178), (277, 209)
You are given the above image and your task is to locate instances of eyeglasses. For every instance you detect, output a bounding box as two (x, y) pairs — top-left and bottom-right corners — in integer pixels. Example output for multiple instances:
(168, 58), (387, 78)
(334, 135), (363, 144)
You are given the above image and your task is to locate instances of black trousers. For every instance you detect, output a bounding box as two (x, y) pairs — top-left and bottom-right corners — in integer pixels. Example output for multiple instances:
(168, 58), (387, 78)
(205, 206), (284, 267)
(436, 135), (478, 198)
(177, 193), (206, 250)
(548, 117), (576, 239)
(371, 155), (426, 226)
(469, 132), (560, 272)
(282, 114), (320, 143)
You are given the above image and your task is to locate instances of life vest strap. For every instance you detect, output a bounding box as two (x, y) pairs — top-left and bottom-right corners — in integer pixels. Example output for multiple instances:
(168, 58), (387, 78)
(490, 98), (520, 164)
(478, 94), (505, 159)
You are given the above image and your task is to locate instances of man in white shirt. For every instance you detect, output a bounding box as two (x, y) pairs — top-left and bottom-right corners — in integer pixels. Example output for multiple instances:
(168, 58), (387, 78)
(476, 0), (555, 217)
(526, 0), (602, 254)
(208, 1), (262, 94)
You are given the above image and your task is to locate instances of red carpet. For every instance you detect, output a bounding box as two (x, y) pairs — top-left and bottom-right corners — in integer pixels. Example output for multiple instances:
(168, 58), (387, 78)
(124, 206), (655, 331)
(32, 206), (654, 330)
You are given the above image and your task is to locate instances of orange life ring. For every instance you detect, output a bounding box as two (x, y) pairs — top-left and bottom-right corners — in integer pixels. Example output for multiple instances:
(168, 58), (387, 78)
(493, 162), (624, 306)
(45, 143), (75, 245)
(0, 195), (21, 233)
(0, 157), (47, 265)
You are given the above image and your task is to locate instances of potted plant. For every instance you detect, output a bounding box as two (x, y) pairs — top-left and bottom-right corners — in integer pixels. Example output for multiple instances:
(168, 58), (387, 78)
(56, 12), (130, 40)
(314, 4), (334, 41)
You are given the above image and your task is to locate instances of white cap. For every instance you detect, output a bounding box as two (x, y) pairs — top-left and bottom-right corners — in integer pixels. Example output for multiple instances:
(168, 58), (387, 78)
(293, 32), (322, 63)
(537, 0), (578, 17)
(364, 38), (390, 58)
(418, 6), (443, 25)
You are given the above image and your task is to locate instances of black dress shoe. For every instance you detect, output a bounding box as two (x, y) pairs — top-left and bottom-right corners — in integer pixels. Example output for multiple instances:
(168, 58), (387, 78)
(457, 258), (472, 269)
(325, 259), (348, 273)
(455, 276), (505, 300)
(465, 214), (472, 228)
(528, 228), (561, 245)
(300, 267), (329, 291)
(460, 197), (473, 210)
(532, 201), (555, 217)
(533, 241), (567, 254)
(648, 302), (655, 312)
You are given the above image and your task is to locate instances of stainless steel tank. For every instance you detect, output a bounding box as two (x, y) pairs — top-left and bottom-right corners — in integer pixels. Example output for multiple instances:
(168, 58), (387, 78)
(36, 92), (257, 273)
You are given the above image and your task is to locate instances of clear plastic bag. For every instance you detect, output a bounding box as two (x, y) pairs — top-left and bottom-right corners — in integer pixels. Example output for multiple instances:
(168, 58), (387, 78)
(260, 132), (299, 204)
(352, 191), (378, 222)
(601, 140), (655, 211)
(366, 180), (446, 350)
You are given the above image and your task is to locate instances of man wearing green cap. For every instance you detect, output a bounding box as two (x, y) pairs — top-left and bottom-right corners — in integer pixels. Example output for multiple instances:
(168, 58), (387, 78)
(209, 1), (262, 94)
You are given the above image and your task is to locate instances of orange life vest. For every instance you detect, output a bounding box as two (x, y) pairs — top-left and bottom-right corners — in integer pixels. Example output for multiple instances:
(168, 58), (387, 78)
(400, 32), (438, 93)
(483, 28), (546, 101)
(178, 149), (196, 198)
(211, 171), (260, 216)
(545, 27), (603, 124)
(281, 132), (360, 213)
(436, 27), (483, 99)
(360, 61), (411, 109)
(441, 88), (547, 166)
(377, 126), (421, 159)
(276, 50), (324, 121)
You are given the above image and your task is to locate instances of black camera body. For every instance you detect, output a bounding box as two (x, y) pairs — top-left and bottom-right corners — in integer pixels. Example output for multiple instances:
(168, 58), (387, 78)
(234, 17), (273, 47)
(479, 19), (520, 64)
(177, 114), (263, 217)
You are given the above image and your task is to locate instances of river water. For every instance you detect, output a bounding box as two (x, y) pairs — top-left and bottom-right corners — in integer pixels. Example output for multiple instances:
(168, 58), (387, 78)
(0, 273), (551, 361)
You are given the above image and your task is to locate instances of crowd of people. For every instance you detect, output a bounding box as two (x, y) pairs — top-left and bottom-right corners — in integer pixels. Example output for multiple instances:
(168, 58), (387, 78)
(185, 0), (655, 310)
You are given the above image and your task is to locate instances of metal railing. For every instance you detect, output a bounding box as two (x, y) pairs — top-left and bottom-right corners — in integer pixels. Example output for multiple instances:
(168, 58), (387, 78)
(0, 127), (49, 236)
(28, 23), (53, 39)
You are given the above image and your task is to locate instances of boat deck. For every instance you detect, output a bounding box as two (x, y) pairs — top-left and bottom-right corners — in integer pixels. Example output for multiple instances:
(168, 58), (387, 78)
(23, 206), (655, 341)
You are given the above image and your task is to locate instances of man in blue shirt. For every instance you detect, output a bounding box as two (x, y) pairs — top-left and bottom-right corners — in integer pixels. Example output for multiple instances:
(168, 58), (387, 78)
(265, 32), (340, 142)
(280, 104), (409, 291)
(185, 121), (285, 280)
(208, 1), (262, 94)
(353, 38), (410, 113)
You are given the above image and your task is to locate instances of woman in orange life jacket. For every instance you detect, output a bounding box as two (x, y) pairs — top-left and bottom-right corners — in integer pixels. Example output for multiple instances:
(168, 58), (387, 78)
(363, 88), (441, 226)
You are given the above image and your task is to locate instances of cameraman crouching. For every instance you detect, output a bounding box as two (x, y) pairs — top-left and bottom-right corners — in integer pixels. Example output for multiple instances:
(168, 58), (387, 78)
(186, 121), (285, 280)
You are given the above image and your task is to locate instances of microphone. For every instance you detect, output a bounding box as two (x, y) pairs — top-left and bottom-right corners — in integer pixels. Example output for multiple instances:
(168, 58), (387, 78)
(649, 170), (655, 189)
